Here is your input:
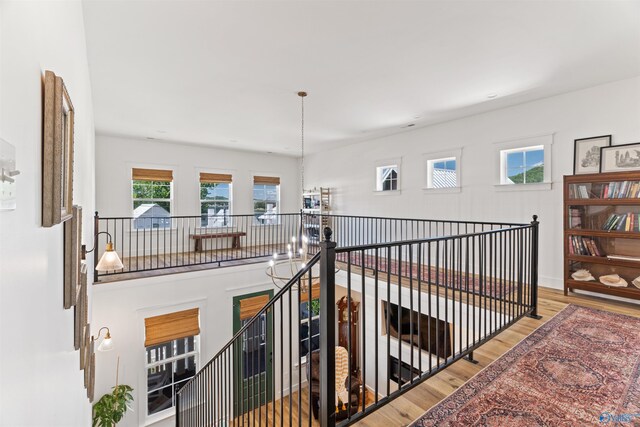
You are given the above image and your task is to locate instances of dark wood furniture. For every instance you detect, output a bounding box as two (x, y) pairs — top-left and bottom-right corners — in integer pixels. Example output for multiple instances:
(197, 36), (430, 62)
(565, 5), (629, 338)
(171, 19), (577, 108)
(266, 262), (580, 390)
(189, 231), (247, 252)
(337, 296), (360, 377)
(564, 171), (640, 301)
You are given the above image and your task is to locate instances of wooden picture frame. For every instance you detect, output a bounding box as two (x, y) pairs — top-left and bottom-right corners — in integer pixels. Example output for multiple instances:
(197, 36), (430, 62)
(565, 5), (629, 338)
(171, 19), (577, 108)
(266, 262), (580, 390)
(600, 142), (640, 173)
(573, 135), (611, 175)
(74, 263), (88, 350)
(42, 70), (74, 227)
(64, 206), (82, 309)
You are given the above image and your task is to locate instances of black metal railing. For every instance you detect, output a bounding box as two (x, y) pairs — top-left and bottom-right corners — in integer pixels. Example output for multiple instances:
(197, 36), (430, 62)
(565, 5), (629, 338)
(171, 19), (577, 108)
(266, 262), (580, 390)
(94, 211), (526, 282)
(93, 212), (303, 280)
(175, 216), (541, 427)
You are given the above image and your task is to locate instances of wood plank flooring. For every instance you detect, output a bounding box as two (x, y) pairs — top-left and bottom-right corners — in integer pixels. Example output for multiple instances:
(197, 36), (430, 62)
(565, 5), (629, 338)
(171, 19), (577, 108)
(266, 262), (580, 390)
(352, 287), (640, 426)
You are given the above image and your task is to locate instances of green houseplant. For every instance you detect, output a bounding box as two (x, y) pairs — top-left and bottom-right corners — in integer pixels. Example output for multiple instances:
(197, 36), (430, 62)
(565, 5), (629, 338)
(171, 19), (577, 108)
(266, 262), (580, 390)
(93, 357), (134, 427)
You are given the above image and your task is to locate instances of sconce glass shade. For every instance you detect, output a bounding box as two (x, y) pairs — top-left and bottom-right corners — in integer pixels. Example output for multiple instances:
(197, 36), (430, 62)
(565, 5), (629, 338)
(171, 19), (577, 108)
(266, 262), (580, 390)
(97, 329), (114, 352)
(95, 242), (124, 271)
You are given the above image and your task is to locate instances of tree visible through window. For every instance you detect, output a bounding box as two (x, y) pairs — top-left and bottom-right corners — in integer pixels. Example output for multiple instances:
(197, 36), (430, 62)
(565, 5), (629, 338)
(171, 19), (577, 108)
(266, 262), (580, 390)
(300, 299), (320, 357)
(132, 180), (172, 229)
(503, 146), (544, 184)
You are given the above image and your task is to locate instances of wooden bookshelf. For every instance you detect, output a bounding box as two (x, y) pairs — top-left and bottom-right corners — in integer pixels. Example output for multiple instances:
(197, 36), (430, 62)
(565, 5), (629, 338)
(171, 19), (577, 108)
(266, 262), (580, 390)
(564, 171), (640, 301)
(302, 188), (331, 244)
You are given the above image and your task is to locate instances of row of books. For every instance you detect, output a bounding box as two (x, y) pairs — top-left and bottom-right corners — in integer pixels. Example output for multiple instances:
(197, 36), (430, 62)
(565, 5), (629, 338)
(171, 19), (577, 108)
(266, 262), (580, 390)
(570, 181), (640, 199)
(602, 213), (640, 232)
(568, 236), (601, 256)
(600, 181), (640, 199)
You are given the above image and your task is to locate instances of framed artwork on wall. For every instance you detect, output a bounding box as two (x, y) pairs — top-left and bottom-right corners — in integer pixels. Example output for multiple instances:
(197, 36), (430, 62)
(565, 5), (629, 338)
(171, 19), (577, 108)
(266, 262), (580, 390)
(42, 70), (74, 227)
(64, 206), (82, 309)
(573, 135), (611, 174)
(600, 142), (640, 173)
(74, 263), (88, 351)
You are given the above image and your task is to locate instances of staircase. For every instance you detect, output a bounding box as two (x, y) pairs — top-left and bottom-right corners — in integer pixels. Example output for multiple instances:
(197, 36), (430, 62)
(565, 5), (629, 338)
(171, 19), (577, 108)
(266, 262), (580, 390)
(175, 216), (541, 426)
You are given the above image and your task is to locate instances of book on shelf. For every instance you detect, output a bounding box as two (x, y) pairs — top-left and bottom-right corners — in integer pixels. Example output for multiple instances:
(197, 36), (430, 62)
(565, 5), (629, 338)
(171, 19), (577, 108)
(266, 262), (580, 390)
(601, 213), (640, 231)
(569, 208), (582, 228)
(606, 254), (640, 262)
(568, 236), (601, 256)
(599, 181), (640, 199)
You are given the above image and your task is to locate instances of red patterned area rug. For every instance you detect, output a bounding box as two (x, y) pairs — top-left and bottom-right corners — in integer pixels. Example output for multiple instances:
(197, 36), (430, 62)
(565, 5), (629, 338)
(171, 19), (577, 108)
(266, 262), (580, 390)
(336, 252), (514, 298)
(411, 304), (640, 427)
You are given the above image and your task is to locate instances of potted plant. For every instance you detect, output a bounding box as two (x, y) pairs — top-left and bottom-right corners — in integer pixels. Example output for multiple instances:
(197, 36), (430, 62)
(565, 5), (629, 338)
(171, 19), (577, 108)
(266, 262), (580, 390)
(92, 357), (133, 427)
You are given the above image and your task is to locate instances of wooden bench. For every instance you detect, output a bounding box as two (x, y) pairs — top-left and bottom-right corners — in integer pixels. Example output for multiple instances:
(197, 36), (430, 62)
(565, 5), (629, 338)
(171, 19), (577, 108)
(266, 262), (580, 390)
(189, 231), (247, 252)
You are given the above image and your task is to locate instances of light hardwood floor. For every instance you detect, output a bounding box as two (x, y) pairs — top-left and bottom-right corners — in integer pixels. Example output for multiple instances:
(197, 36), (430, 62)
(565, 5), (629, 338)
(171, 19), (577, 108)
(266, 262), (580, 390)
(352, 287), (640, 427)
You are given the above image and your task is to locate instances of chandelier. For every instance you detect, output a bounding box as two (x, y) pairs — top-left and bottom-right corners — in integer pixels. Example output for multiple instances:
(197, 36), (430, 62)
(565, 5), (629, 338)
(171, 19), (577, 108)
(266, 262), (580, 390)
(266, 91), (320, 290)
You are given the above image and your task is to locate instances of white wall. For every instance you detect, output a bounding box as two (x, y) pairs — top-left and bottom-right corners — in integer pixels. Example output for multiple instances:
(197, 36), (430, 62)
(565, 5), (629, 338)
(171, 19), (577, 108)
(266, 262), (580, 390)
(305, 77), (640, 289)
(95, 135), (300, 218)
(91, 264), (279, 427)
(0, 1), (95, 425)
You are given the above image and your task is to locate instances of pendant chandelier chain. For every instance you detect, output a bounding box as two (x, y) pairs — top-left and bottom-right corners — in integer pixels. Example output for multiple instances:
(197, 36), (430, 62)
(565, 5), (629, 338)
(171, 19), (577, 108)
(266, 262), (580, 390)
(300, 92), (306, 199)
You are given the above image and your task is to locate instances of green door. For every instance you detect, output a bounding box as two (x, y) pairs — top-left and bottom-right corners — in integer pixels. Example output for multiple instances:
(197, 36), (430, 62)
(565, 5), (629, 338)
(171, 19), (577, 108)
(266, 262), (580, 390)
(233, 290), (273, 417)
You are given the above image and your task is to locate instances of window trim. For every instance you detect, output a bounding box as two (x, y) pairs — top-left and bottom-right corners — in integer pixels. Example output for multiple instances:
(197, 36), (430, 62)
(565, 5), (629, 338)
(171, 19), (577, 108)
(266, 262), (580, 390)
(199, 181), (233, 228)
(251, 173), (281, 224)
(423, 148), (462, 193)
(145, 336), (200, 418)
(299, 298), (320, 363)
(494, 134), (553, 192)
(131, 180), (174, 230)
(137, 301), (205, 426)
(374, 158), (402, 194)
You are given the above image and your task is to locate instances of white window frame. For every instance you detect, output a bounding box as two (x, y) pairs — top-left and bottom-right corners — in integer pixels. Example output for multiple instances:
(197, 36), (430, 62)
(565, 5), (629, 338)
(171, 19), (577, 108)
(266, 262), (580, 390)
(423, 148), (462, 193)
(199, 175), (233, 228)
(251, 174), (281, 225)
(374, 158), (402, 194)
(299, 298), (320, 364)
(131, 180), (174, 230)
(144, 336), (200, 419)
(138, 300), (205, 427)
(494, 134), (553, 192)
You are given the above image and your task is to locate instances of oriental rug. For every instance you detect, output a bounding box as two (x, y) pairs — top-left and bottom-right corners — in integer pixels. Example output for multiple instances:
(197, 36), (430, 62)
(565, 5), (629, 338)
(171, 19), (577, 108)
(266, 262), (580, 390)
(411, 304), (640, 426)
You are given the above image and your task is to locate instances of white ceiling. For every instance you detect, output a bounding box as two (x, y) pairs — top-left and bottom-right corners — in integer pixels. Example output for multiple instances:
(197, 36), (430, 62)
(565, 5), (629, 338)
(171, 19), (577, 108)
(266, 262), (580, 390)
(83, 0), (640, 155)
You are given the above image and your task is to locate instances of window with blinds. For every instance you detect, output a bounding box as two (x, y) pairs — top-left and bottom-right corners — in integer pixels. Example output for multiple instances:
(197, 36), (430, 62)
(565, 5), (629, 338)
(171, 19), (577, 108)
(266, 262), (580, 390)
(132, 168), (173, 229)
(144, 308), (200, 417)
(253, 176), (280, 223)
(199, 173), (232, 227)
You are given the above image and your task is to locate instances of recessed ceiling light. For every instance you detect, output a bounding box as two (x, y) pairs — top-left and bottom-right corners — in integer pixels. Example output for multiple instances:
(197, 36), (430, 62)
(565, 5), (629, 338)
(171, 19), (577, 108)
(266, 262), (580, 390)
(402, 123), (416, 128)
(487, 93), (498, 99)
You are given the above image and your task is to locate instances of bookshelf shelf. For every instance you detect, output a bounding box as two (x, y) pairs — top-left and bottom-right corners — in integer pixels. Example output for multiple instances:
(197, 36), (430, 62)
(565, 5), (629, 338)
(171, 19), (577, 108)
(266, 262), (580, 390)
(564, 172), (640, 301)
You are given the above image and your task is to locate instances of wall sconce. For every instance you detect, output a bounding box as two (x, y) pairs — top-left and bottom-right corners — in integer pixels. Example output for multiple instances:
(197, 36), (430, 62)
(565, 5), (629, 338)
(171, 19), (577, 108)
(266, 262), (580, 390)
(93, 326), (114, 352)
(82, 231), (124, 271)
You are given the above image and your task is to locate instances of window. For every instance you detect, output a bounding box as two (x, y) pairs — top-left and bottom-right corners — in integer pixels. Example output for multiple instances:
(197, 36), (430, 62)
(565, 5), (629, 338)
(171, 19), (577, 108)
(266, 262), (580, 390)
(144, 308), (200, 418)
(428, 158), (457, 188)
(145, 336), (198, 416)
(299, 283), (320, 359)
(132, 168), (173, 229)
(300, 298), (320, 357)
(495, 134), (552, 190)
(199, 173), (232, 227)
(423, 148), (461, 191)
(253, 176), (280, 224)
(501, 145), (544, 184)
(376, 165), (399, 191)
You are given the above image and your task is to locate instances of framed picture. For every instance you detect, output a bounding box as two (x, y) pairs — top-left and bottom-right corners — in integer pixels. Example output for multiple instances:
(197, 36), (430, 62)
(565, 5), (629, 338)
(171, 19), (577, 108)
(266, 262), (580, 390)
(573, 135), (611, 174)
(64, 206), (82, 309)
(42, 70), (74, 227)
(600, 142), (640, 173)
(74, 263), (88, 350)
